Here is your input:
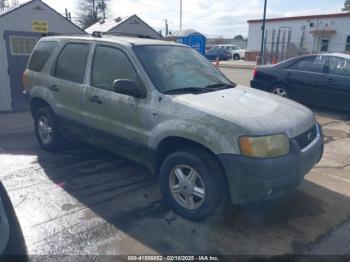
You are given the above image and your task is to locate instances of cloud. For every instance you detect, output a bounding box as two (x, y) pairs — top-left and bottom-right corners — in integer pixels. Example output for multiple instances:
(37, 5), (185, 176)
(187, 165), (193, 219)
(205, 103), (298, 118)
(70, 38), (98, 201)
(19, 0), (344, 38)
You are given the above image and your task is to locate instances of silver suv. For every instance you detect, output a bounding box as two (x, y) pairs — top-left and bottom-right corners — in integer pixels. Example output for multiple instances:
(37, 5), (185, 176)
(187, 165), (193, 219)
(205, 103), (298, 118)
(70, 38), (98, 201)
(24, 35), (324, 220)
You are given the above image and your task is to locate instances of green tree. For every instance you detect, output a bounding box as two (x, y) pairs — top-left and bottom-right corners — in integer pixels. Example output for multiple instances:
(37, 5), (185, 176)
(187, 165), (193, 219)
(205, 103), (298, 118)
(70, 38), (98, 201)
(343, 0), (350, 11)
(77, 0), (110, 29)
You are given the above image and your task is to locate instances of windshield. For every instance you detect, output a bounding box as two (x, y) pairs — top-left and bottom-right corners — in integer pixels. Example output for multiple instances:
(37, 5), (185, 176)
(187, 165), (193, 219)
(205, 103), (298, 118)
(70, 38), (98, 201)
(133, 45), (234, 94)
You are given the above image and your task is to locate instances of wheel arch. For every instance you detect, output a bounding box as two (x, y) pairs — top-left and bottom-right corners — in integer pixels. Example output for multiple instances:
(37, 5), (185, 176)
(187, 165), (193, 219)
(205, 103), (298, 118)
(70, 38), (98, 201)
(30, 97), (53, 117)
(154, 136), (227, 179)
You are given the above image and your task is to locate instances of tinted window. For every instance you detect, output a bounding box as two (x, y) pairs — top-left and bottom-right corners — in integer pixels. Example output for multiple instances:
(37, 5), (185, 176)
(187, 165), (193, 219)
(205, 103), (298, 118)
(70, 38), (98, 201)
(133, 45), (232, 93)
(290, 56), (325, 73)
(28, 41), (57, 72)
(346, 36), (350, 52)
(55, 43), (90, 84)
(91, 46), (141, 91)
(327, 56), (350, 78)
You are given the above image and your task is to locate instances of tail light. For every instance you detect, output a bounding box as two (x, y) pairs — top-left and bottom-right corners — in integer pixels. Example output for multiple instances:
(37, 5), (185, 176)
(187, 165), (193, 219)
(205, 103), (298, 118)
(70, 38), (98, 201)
(22, 71), (28, 89)
(253, 68), (258, 78)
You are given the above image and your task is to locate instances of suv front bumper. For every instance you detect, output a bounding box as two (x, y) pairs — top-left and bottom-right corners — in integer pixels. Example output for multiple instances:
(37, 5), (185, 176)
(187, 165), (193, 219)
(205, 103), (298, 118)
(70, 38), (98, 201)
(218, 125), (324, 205)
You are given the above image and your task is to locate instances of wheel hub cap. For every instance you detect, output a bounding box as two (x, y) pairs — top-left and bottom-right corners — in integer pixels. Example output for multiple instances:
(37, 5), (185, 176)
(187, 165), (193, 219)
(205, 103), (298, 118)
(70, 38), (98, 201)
(169, 165), (206, 210)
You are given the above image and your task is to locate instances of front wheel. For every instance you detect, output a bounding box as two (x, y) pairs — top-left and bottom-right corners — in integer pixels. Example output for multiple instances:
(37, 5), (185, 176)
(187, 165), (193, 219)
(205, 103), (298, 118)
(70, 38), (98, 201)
(233, 54), (240, 60)
(159, 149), (227, 220)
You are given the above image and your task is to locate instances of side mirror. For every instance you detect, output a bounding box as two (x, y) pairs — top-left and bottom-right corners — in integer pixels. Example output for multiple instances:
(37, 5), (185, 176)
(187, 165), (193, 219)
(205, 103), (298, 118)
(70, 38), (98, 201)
(112, 79), (145, 98)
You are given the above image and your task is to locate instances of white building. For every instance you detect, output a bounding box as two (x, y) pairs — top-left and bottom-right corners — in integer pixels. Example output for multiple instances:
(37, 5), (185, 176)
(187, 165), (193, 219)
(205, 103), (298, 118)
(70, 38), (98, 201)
(247, 13), (350, 62)
(0, 0), (85, 111)
(85, 15), (162, 40)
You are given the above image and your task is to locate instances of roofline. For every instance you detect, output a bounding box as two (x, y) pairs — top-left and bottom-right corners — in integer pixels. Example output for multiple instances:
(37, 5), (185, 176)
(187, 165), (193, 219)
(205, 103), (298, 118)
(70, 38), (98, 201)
(108, 14), (163, 39)
(247, 12), (350, 23)
(0, 0), (85, 34)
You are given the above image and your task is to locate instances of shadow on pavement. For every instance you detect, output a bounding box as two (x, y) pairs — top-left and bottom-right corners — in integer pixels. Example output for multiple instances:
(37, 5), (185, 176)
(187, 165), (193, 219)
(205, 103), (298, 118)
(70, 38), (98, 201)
(0, 108), (349, 255)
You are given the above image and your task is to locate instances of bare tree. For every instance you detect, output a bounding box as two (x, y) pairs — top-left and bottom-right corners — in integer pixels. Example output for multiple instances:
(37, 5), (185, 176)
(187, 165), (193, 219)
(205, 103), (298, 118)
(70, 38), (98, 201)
(77, 0), (110, 29)
(343, 0), (350, 11)
(0, 0), (18, 11)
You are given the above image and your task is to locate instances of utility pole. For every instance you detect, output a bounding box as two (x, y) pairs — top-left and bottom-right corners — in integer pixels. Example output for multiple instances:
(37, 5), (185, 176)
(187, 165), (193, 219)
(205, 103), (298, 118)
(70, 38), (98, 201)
(164, 19), (169, 37)
(259, 0), (267, 65)
(101, 0), (106, 19)
(180, 0), (182, 29)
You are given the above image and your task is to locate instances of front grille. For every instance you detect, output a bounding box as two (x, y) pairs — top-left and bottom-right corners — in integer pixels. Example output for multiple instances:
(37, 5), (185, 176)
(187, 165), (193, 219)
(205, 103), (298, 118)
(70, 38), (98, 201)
(295, 125), (318, 149)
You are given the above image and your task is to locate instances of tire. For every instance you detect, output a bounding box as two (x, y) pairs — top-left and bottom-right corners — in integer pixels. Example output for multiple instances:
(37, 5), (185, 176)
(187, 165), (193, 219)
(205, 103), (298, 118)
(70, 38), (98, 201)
(34, 106), (64, 151)
(159, 148), (228, 220)
(0, 183), (27, 256)
(270, 85), (290, 98)
(233, 54), (240, 60)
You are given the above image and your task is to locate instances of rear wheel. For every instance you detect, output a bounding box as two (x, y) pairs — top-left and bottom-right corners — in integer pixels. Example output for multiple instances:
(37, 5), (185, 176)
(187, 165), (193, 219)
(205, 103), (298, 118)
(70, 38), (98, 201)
(159, 148), (227, 220)
(270, 85), (290, 98)
(34, 107), (64, 151)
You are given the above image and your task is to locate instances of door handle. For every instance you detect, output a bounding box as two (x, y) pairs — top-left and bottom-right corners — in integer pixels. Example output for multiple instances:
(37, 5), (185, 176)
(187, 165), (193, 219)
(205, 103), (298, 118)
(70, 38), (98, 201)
(49, 85), (59, 92)
(327, 78), (334, 83)
(285, 72), (292, 77)
(88, 95), (102, 104)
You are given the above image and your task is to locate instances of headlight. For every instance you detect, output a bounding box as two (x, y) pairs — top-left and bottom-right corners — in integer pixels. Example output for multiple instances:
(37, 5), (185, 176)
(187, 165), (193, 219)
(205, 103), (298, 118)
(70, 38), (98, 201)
(239, 134), (290, 158)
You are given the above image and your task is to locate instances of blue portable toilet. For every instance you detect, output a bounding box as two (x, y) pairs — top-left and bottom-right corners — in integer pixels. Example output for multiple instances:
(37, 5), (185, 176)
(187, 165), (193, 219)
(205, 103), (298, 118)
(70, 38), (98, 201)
(170, 29), (206, 55)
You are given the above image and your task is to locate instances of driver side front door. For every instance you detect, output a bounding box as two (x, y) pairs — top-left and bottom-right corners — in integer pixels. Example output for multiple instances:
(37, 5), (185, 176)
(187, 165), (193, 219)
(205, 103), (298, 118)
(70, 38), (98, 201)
(83, 44), (150, 164)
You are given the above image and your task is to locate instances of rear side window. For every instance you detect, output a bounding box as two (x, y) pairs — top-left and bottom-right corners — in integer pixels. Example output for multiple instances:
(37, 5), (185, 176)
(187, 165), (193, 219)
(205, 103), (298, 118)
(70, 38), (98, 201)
(28, 41), (58, 72)
(54, 43), (90, 84)
(290, 56), (325, 73)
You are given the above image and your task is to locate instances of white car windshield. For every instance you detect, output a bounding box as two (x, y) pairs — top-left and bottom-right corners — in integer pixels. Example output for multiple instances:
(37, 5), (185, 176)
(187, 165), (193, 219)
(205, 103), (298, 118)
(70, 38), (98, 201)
(133, 45), (234, 94)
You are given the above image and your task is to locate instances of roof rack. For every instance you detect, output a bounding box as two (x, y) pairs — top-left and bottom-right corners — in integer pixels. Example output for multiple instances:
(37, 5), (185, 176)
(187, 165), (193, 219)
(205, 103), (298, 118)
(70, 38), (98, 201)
(91, 31), (156, 39)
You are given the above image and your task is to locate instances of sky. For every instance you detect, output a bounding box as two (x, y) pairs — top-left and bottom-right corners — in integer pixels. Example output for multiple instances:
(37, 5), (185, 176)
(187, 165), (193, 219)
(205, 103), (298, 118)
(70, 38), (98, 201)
(18, 0), (346, 38)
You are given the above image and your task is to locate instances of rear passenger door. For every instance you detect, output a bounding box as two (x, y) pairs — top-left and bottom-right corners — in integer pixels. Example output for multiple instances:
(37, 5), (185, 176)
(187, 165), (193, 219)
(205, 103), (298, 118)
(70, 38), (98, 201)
(47, 43), (91, 140)
(284, 56), (326, 104)
(84, 44), (150, 163)
(324, 56), (350, 110)
(50, 42), (91, 129)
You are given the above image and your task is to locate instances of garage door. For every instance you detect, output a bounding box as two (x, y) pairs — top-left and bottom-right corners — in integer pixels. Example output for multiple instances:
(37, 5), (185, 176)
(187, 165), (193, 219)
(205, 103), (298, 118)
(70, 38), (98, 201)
(4, 31), (40, 110)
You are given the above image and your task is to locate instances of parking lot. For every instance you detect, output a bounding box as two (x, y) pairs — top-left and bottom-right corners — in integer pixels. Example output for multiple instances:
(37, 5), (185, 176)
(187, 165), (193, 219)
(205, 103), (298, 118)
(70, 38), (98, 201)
(0, 67), (350, 256)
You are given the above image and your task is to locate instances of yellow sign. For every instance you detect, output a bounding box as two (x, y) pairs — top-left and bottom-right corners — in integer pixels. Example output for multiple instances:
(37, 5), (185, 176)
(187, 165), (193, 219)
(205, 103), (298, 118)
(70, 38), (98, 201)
(32, 21), (48, 33)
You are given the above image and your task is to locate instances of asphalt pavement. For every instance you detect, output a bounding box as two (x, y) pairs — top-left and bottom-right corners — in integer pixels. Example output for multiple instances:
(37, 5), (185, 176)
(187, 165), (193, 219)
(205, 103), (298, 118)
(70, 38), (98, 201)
(0, 68), (349, 256)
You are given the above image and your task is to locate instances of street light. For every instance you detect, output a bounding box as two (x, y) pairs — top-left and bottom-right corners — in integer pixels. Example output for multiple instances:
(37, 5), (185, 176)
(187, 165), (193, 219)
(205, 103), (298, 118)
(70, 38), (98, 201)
(260, 0), (267, 65)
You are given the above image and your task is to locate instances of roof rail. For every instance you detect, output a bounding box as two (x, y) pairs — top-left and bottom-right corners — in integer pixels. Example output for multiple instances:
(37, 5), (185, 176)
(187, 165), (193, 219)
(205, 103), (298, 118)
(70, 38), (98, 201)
(41, 32), (88, 37)
(91, 31), (156, 39)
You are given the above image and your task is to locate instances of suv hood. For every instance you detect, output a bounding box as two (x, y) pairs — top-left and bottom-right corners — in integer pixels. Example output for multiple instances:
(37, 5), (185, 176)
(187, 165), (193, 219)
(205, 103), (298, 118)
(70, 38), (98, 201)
(172, 86), (316, 138)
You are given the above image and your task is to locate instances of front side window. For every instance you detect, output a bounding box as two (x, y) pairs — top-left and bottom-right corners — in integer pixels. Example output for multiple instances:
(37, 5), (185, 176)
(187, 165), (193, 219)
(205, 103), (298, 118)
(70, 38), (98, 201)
(290, 56), (325, 73)
(133, 45), (232, 93)
(91, 45), (141, 91)
(327, 56), (350, 78)
(28, 41), (58, 72)
(54, 43), (90, 84)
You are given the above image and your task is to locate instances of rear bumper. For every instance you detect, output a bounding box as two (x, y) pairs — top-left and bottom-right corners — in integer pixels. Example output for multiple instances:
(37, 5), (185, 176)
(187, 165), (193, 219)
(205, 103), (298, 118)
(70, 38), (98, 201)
(218, 125), (324, 205)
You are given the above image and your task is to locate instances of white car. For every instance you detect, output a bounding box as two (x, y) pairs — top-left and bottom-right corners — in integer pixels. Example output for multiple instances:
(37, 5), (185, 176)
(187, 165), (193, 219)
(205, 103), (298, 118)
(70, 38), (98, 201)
(213, 44), (246, 60)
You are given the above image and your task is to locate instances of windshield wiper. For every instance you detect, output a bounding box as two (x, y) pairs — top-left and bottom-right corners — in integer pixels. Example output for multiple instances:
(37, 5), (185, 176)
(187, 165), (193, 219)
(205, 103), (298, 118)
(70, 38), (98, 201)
(164, 83), (236, 95)
(163, 87), (208, 95)
(205, 83), (236, 90)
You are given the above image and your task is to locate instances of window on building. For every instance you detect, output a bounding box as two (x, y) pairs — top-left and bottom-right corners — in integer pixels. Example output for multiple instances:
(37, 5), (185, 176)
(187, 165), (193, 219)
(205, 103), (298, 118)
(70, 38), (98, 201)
(91, 46), (141, 91)
(10, 36), (38, 56)
(28, 41), (58, 72)
(346, 36), (350, 52)
(54, 43), (90, 84)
